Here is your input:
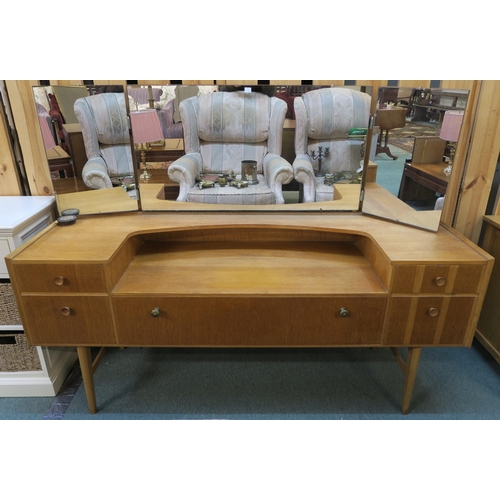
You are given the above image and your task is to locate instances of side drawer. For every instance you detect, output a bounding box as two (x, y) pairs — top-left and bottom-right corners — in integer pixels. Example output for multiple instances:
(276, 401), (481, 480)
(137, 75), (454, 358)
(20, 295), (116, 345)
(384, 295), (477, 346)
(13, 264), (108, 293)
(392, 264), (484, 294)
(113, 296), (387, 347)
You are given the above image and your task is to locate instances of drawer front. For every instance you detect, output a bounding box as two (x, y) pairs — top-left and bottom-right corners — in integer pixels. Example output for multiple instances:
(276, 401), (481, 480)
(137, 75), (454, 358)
(113, 296), (387, 346)
(13, 264), (108, 293)
(392, 264), (483, 295)
(20, 295), (116, 345)
(384, 296), (476, 346)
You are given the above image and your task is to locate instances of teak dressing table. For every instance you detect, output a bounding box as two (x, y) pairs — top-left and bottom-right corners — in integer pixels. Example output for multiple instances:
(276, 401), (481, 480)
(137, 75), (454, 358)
(5, 212), (493, 414)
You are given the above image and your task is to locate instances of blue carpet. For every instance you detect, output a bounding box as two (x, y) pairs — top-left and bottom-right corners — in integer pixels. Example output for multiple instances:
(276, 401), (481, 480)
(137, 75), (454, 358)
(56, 339), (500, 420)
(0, 395), (54, 420)
(373, 145), (410, 197)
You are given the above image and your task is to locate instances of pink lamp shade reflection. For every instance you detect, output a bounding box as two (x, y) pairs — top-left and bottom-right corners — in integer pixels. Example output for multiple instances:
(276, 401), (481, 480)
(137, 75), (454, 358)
(439, 110), (463, 142)
(130, 109), (164, 144)
(39, 117), (56, 150)
(439, 110), (463, 177)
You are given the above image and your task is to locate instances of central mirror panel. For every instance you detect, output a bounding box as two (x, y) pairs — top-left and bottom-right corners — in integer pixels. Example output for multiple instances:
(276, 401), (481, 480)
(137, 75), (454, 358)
(127, 83), (374, 213)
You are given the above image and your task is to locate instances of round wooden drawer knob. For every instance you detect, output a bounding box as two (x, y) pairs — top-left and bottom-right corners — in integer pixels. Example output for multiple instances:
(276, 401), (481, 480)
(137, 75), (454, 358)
(339, 307), (349, 318)
(429, 307), (440, 317)
(60, 307), (71, 316)
(435, 277), (446, 286)
(151, 307), (160, 318)
(54, 276), (65, 286)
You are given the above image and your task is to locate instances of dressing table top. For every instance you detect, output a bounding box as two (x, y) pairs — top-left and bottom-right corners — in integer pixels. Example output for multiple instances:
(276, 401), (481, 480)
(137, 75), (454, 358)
(8, 211), (491, 266)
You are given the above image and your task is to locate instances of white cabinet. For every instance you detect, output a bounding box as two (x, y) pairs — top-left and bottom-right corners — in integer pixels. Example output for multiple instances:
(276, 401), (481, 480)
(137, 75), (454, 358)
(0, 196), (78, 396)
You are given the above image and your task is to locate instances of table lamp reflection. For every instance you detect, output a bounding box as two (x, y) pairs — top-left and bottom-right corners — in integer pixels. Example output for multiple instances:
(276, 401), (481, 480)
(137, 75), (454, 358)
(130, 109), (164, 181)
(439, 110), (463, 177)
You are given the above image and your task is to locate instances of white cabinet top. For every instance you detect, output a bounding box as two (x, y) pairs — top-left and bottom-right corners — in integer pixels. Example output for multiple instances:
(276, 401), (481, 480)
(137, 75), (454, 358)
(0, 196), (55, 230)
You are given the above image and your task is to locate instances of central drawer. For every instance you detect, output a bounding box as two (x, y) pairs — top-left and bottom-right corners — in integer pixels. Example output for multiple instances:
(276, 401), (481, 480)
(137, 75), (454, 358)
(112, 296), (387, 346)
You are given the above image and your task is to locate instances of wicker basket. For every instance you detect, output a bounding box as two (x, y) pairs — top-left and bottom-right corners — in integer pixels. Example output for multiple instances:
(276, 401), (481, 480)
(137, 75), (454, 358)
(0, 282), (22, 325)
(0, 282), (42, 372)
(0, 333), (42, 372)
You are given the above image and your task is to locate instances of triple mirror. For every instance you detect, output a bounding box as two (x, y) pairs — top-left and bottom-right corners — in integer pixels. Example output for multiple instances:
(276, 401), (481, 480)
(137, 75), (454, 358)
(31, 83), (468, 232)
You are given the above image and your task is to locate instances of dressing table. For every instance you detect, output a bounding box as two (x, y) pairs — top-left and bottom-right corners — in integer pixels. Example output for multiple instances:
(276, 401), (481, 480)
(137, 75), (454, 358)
(5, 211), (493, 414)
(12, 82), (491, 415)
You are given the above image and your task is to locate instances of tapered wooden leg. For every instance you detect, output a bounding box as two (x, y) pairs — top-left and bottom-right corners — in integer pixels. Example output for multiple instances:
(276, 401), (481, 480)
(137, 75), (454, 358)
(77, 346), (97, 414)
(401, 347), (422, 415)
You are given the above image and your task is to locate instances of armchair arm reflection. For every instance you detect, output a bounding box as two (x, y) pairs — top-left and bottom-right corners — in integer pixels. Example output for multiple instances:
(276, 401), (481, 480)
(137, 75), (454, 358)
(263, 154), (294, 204)
(167, 153), (202, 201)
(292, 155), (316, 203)
(81, 158), (113, 189)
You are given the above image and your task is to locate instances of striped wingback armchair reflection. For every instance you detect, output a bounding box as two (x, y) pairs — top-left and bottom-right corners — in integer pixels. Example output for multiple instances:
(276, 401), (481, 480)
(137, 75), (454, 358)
(74, 93), (134, 189)
(167, 91), (293, 204)
(293, 87), (371, 203)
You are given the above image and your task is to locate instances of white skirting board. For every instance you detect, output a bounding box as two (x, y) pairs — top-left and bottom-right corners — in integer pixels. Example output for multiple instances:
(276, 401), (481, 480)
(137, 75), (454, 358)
(0, 345), (78, 397)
